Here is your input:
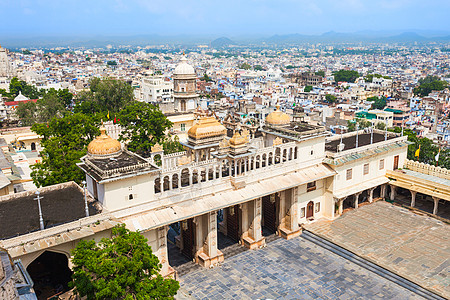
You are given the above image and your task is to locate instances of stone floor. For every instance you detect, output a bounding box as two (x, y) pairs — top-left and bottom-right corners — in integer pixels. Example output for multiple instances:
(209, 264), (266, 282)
(304, 201), (450, 299)
(177, 235), (423, 299)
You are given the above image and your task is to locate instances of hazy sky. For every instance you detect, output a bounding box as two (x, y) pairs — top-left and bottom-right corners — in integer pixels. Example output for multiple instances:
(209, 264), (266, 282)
(1, 0), (450, 37)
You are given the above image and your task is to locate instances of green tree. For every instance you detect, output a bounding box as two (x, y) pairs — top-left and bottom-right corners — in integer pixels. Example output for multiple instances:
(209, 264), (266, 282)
(201, 73), (213, 82)
(9, 77), (41, 99)
(254, 65), (263, 71)
(315, 70), (325, 77)
(36, 92), (66, 122)
(368, 96), (387, 110)
(75, 78), (135, 114)
(239, 63), (251, 70)
(70, 224), (179, 300)
(325, 94), (337, 104)
(375, 122), (386, 130)
(413, 75), (448, 97)
(162, 135), (184, 154)
(107, 60), (117, 66)
(364, 73), (391, 82)
(304, 86), (313, 93)
(117, 102), (172, 157)
(333, 70), (360, 83)
(30, 113), (100, 187)
(15, 101), (37, 126)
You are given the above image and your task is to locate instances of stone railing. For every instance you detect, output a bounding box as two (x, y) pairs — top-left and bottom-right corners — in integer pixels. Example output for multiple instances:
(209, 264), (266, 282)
(404, 159), (450, 180)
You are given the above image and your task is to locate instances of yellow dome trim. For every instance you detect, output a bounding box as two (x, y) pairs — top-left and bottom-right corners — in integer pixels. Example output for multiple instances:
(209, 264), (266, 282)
(188, 117), (226, 140)
(266, 105), (290, 126)
(87, 125), (122, 156)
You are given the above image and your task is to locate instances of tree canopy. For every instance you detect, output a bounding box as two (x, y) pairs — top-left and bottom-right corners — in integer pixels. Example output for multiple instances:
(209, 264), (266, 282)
(315, 70), (325, 77)
(304, 85), (313, 93)
(413, 75), (448, 97)
(364, 73), (391, 82)
(367, 96), (387, 110)
(30, 113), (100, 187)
(71, 224), (179, 300)
(9, 77), (41, 99)
(74, 77), (135, 114)
(325, 94), (337, 104)
(333, 70), (360, 83)
(117, 102), (173, 157)
(239, 63), (251, 70)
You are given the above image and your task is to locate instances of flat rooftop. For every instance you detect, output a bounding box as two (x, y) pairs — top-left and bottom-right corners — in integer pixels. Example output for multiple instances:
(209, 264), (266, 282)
(263, 122), (326, 139)
(325, 132), (397, 153)
(79, 150), (158, 182)
(0, 182), (101, 240)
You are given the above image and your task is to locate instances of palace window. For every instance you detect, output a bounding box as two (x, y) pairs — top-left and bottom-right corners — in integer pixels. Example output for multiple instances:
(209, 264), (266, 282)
(129, 194), (134, 200)
(300, 207), (305, 218)
(379, 159), (385, 170)
(180, 123), (186, 131)
(307, 181), (316, 192)
(315, 202), (320, 213)
(346, 169), (352, 180)
(363, 163), (369, 175)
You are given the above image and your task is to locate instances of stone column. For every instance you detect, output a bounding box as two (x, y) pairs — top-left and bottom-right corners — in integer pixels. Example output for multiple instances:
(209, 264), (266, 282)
(338, 198), (344, 215)
(390, 185), (396, 201)
(368, 188), (375, 203)
(242, 198), (265, 249)
(196, 211), (224, 268)
(279, 188), (301, 240)
(354, 192), (361, 208)
(410, 190), (417, 207)
(156, 226), (175, 278)
(381, 184), (387, 198)
(432, 197), (439, 215)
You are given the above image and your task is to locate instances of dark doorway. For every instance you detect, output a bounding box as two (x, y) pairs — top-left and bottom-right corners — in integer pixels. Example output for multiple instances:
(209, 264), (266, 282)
(262, 194), (277, 235)
(31, 142), (36, 151)
(394, 155), (399, 170)
(181, 218), (195, 260)
(26, 251), (73, 300)
(226, 205), (240, 242)
(306, 201), (314, 218)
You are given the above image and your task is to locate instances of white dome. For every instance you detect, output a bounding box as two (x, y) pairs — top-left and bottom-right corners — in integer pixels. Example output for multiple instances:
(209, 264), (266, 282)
(14, 91), (29, 101)
(174, 56), (195, 75)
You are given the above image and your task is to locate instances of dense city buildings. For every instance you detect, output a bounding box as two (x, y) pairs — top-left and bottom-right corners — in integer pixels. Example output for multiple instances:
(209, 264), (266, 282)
(0, 41), (448, 299)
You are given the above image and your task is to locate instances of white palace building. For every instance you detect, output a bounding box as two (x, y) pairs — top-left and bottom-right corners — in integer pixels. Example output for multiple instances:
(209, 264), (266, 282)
(0, 101), (417, 297)
(6, 55), (447, 298)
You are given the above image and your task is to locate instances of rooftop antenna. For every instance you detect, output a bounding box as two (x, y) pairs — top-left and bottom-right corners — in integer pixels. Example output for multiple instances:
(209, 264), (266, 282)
(355, 123), (359, 148)
(82, 180), (89, 217)
(34, 191), (44, 230)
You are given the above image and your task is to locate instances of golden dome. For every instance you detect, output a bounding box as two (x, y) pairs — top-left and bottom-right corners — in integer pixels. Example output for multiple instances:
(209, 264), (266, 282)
(229, 132), (246, 146)
(87, 125), (122, 156)
(188, 117), (226, 140)
(266, 105), (290, 126)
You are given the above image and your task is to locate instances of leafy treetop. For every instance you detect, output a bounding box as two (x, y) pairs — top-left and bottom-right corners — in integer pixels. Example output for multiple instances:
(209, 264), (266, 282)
(333, 70), (360, 83)
(70, 224), (179, 300)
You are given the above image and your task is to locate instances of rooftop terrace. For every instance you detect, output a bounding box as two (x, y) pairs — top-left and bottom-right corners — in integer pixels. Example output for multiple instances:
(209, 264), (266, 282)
(325, 132), (397, 153)
(0, 182), (101, 240)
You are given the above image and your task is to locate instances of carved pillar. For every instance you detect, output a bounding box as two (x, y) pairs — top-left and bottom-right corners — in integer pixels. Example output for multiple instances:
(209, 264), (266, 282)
(354, 192), (361, 208)
(390, 185), (396, 201)
(368, 188), (375, 203)
(156, 226), (174, 277)
(279, 188), (301, 240)
(339, 198), (344, 215)
(196, 211), (224, 268)
(410, 190), (417, 207)
(433, 197), (439, 215)
(242, 198), (265, 249)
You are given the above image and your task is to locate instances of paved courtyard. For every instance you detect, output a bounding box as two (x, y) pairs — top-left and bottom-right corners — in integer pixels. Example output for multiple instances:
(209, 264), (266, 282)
(178, 235), (422, 299)
(304, 201), (450, 299)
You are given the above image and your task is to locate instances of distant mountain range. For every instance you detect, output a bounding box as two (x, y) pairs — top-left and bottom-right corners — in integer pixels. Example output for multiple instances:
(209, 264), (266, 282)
(2, 31), (450, 48)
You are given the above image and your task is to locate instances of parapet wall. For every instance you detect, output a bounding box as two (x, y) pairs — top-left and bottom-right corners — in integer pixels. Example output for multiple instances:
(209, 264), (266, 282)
(404, 159), (450, 180)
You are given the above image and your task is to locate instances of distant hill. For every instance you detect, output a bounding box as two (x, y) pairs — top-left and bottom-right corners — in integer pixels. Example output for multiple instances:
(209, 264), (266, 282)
(210, 37), (235, 48)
